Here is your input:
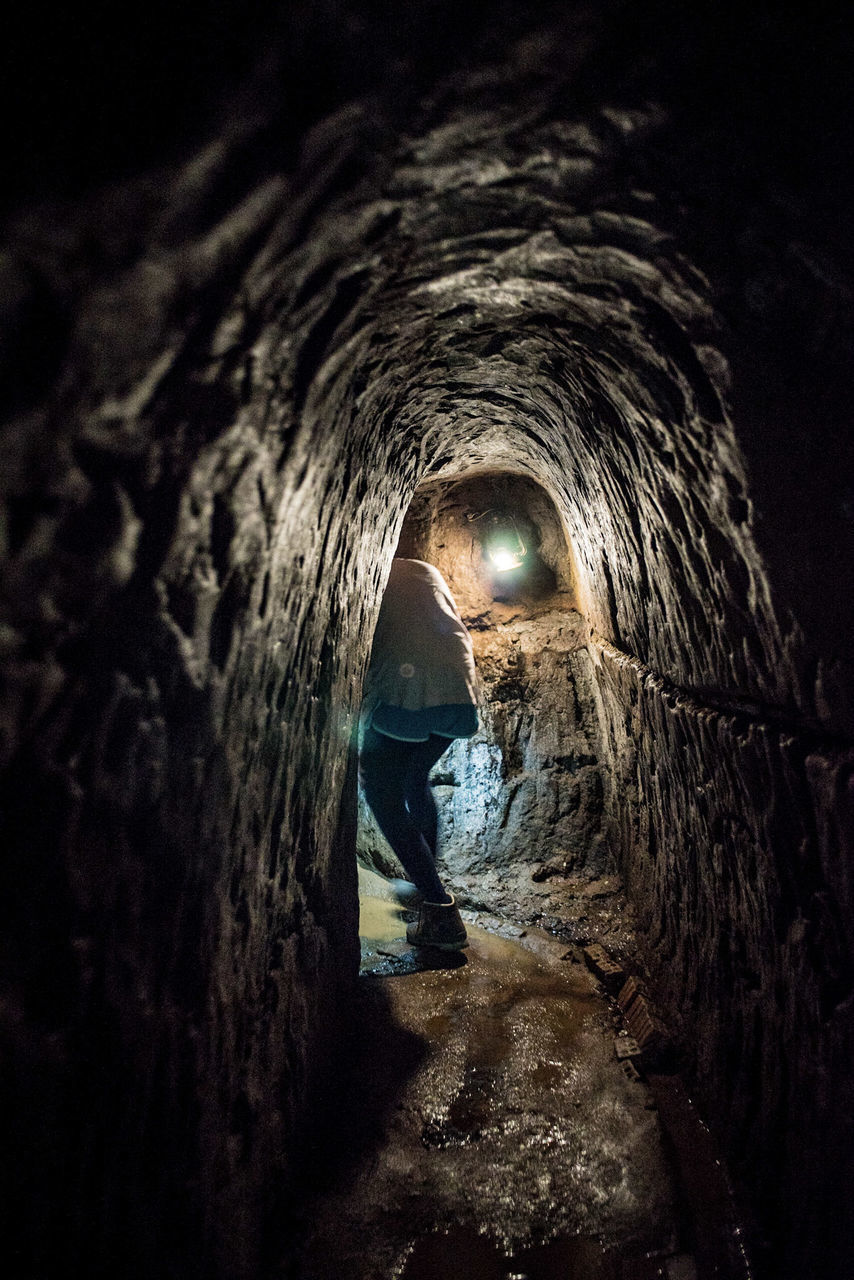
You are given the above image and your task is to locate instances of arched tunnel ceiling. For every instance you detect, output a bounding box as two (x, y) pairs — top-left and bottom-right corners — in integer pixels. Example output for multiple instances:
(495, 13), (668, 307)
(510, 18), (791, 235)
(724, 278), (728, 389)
(3, 1), (851, 776)
(246, 76), (790, 723)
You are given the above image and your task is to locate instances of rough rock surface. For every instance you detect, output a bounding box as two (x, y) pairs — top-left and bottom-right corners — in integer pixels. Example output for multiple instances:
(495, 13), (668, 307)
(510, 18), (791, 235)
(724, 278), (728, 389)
(0, 3), (852, 1277)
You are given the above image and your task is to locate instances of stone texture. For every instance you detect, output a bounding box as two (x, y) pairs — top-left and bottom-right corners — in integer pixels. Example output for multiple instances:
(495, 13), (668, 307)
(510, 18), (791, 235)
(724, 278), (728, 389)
(593, 636), (854, 1271)
(0, 3), (852, 1277)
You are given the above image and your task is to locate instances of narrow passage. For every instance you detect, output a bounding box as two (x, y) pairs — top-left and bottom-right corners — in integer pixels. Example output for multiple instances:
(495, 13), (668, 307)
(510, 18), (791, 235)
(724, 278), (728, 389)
(290, 872), (748, 1280)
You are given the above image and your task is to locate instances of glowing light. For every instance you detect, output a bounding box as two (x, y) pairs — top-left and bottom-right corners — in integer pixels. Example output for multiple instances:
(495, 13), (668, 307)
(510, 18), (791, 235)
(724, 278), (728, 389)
(473, 507), (528, 575)
(489, 545), (525, 572)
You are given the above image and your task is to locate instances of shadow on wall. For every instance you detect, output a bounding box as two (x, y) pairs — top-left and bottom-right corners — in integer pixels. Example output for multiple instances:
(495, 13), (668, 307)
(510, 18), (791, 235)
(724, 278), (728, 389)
(357, 470), (613, 917)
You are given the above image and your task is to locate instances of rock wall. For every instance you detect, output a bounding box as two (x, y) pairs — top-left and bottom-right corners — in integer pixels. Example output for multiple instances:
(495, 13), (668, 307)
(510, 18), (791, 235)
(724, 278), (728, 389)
(1, 3), (852, 1277)
(0, 107), (384, 1277)
(0, 158), (366, 1274)
(592, 638), (854, 1271)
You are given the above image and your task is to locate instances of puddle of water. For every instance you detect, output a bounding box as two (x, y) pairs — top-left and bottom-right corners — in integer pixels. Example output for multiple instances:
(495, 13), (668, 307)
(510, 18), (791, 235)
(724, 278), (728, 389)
(304, 872), (746, 1280)
(447, 1063), (499, 1133)
(508, 1235), (623, 1279)
(400, 1227), (622, 1279)
(399, 1227), (505, 1279)
(531, 1061), (563, 1089)
(360, 891), (405, 943)
(359, 865), (407, 942)
(301, 882), (687, 1280)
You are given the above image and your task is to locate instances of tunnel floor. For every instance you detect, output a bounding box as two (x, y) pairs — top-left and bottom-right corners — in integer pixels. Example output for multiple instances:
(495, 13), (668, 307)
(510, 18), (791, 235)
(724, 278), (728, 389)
(285, 872), (749, 1280)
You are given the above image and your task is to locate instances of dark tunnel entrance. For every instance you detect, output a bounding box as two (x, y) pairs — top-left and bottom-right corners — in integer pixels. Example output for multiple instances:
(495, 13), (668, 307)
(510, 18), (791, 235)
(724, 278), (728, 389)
(357, 470), (625, 964)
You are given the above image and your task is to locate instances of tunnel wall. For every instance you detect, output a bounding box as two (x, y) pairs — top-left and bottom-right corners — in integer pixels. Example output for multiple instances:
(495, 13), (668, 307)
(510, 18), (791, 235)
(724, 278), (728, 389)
(592, 640), (854, 1270)
(1, 4), (852, 1278)
(0, 124), (383, 1274)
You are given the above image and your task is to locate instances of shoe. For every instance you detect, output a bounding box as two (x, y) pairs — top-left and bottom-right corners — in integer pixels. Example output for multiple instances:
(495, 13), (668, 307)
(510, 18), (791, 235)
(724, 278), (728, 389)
(406, 895), (468, 950)
(389, 878), (423, 907)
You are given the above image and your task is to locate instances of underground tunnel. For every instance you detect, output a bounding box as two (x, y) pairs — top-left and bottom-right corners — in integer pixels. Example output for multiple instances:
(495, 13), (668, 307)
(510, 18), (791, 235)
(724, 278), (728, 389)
(357, 469), (611, 917)
(1, 2), (853, 1278)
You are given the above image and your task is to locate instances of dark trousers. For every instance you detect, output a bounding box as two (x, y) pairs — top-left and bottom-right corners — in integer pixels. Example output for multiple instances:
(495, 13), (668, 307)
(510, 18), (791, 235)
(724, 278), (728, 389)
(359, 725), (451, 901)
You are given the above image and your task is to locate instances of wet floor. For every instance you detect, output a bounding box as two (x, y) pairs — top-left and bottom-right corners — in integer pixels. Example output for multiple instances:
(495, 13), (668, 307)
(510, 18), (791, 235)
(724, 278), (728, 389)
(288, 870), (745, 1280)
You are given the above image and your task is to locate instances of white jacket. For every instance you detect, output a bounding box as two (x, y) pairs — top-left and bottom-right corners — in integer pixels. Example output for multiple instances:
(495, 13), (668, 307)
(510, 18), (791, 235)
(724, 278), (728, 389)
(364, 559), (478, 718)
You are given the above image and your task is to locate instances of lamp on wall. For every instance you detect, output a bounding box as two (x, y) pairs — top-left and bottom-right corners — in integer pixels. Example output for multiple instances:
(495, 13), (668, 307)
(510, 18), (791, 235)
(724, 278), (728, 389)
(472, 510), (527, 572)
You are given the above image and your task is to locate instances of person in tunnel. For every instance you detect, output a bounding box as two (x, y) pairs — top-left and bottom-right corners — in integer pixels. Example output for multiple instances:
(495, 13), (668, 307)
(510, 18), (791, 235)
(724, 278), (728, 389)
(360, 558), (478, 950)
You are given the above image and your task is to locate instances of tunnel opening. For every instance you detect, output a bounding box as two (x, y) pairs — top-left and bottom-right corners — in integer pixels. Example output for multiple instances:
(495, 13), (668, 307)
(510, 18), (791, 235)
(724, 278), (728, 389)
(357, 468), (626, 963)
(319, 454), (751, 1276)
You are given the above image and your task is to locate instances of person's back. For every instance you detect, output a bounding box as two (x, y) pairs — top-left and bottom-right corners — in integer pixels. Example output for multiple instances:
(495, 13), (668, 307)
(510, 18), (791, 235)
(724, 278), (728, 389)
(365, 558), (478, 738)
(360, 559), (478, 949)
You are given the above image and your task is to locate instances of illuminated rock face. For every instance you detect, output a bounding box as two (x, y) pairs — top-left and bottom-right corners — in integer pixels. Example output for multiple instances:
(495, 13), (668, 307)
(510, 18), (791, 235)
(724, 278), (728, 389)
(1, 4), (852, 1278)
